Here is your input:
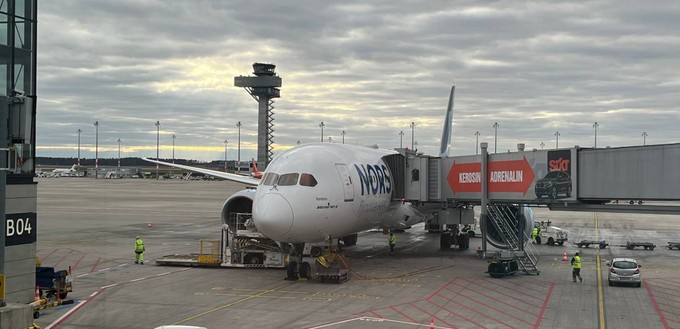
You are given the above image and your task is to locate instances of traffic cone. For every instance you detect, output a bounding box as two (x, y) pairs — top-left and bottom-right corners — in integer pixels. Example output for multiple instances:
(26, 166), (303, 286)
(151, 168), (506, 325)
(562, 250), (568, 261)
(147, 219), (152, 228)
(430, 318), (435, 329)
(34, 285), (40, 301)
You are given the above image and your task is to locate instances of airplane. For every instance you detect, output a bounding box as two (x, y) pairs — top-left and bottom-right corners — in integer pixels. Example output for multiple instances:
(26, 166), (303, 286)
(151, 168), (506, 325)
(143, 86), (534, 274)
(50, 164), (79, 177)
(250, 158), (262, 179)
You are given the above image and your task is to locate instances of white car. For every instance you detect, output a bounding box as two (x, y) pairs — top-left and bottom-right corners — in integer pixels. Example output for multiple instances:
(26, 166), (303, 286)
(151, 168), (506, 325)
(607, 258), (642, 287)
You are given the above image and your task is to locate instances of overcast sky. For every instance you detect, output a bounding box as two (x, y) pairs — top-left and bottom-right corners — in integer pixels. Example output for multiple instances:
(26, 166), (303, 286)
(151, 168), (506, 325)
(36, 1), (680, 162)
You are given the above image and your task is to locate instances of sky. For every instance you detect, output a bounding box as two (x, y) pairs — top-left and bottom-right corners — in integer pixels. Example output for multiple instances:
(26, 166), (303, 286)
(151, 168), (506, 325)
(36, 1), (680, 162)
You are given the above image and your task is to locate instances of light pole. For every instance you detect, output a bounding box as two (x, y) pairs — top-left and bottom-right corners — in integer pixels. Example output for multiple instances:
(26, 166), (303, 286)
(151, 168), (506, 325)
(236, 121), (242, 174)
(540, 142), (545, 150)
(475, 131), (480, 155)
(296, 140), (301, 146)
(224, 139), (228, 172)
(341, 130), (346, 144)
(493, 122), (499, 153)
(399, 131), (404, 148)
(117, 138), (121, 168)
(410, 122), (416, 150)
(171, 134), (176, 164)
(77, 128), (82, 166)
(593, 121), (599, 148)
(414, 141), (418, 150)
(155, 120), (160, 179)
(319, 122), (325, 142)
(555, 131), (560, 149)
(93, 121), (99, 179)
(642, 132), (648, 146)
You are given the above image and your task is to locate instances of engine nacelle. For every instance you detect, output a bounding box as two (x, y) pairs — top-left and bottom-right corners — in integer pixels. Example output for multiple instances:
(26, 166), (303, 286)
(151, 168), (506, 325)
(220, 188), (256, 229)
(482, 205), (535, 249)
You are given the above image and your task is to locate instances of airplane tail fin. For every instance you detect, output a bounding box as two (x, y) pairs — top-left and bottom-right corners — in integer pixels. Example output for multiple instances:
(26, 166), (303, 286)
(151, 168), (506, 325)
(439, 86), (455, 157)
(70, 164), (78, 171)
(250, 158), (262, 178)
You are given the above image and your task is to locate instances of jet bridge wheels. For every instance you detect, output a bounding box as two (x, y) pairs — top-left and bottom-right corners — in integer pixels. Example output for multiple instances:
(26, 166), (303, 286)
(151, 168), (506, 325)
(439, 232), (470, 250)
(342, 234), (358, 246)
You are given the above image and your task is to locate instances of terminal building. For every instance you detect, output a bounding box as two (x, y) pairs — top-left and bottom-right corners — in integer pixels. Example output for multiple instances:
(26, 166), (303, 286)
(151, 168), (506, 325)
(1, 0), (38, 305)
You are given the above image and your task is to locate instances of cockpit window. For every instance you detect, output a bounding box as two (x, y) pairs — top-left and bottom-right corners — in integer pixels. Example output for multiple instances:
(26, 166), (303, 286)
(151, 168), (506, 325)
(300, 173), (317, 187)
(262, 172), (279, 186)
(278, 173), (299, 186)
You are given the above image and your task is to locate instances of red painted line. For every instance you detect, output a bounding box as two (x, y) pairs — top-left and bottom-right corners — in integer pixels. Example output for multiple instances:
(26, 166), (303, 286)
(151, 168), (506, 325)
(449, 281), (540, 315)
(504, 280), (548, 294)
(89, 258), (101, 273)
(53, 249), (74, 268)
(458, 278), (543, 308)
(410, 303), (457, 329)
(649, 278), (680, 291)
(477, 278), (544, 301)
(387, 305), (417, 323)
(70, 253), (88, 272)
(424, 299), (486, 328)
(435, 292), (516, 328)
(439, 290), (534, 327)
(653, 294), (680, 306)
(656, 301), (680, 312)
(369, 311), (383, 318)
(40, 248), (59, 263)
(533, 282), (554, 329)
(645, 280), (672, 329)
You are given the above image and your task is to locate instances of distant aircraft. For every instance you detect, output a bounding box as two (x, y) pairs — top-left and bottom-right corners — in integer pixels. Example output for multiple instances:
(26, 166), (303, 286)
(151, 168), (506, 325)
(51, 164), (78, 177)
(143, 86), (533, 249)
(250, 158), (262, 179)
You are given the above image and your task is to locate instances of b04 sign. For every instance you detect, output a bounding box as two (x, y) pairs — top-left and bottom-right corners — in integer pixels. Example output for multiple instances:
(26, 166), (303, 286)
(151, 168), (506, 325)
(5, 213), (37, 246)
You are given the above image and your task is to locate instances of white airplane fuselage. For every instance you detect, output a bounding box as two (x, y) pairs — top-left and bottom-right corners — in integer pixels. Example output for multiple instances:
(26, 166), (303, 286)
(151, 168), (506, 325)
(252, 143), (426, 243)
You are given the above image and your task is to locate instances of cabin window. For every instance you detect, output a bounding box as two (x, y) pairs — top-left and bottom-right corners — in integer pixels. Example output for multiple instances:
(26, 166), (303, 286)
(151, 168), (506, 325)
(300, 173), (318, 187)
(278, 173), (299, 186)
(262, 172), (279, 186)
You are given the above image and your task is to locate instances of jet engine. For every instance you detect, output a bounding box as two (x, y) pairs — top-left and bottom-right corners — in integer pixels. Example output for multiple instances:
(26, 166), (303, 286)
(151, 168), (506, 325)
(220, 188), (257, 230)
(482, 205), (535, 250)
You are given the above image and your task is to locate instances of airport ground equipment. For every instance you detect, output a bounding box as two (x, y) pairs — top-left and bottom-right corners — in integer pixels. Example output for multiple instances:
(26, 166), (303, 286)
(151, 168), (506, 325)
(667, 242), (680, 250)
(29, 294), (74, 319)
(626, 242), (656, 250)
(535, 221), (568, 246)
(35, 266), (72, 300)
(486, 205), (540, 275)
(577, 240), (609, 249)
(486, 250), (520, 278)
(156, 213), (290, 268)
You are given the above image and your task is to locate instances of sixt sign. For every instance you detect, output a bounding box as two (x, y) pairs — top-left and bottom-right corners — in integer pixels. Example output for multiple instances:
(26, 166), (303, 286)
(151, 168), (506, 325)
(5, 212), (37, 246)
(354, 164), (392, 196)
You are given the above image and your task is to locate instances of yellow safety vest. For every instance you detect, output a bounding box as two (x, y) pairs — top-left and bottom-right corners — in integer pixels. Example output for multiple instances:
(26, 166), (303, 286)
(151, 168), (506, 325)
(572, 255), (581, 269)
(135, 239), (145, 252)
(532, 227), (538, 237)
(389, 234), (396, 244)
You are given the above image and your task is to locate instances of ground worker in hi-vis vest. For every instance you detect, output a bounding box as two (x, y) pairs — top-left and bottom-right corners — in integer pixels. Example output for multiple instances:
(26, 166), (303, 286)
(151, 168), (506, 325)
(571, 252), (583, 282)
(389, 232), (397, 253)
(532, 225), (539, 244)
(135, 236), (145, 265)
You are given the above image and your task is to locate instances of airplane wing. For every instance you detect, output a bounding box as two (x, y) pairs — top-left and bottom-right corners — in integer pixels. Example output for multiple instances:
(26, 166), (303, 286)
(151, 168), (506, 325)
(141, 157), (260, 186)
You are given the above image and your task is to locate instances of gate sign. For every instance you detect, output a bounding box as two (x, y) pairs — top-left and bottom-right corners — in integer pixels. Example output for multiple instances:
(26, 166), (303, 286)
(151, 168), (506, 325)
(448, 156), (536, 195)
(5, 212), (37, 246)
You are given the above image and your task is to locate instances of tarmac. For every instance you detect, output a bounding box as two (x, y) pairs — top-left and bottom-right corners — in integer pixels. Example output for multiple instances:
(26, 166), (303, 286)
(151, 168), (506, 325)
(34, 178), (680, 329)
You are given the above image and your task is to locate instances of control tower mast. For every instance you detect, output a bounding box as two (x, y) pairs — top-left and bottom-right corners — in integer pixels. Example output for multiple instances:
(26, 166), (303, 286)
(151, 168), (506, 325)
(234, 63), (282, 170)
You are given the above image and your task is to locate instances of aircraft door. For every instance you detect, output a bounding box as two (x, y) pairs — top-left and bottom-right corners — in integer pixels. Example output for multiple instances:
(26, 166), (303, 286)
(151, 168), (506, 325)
(335, 164), (354, 202)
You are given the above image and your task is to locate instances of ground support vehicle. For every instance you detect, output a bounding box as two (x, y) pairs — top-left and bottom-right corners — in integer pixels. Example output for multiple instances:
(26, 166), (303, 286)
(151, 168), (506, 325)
(667, 242), (680, 250)
(626, 242), (656, 250)
(535, 222), (568, 246)
(30, 295), (75, 319)
(35, 266), (73, 300)
(577, 240), (609, 249)
(156, 215), (290, 268)
(486, 250), (519, 278)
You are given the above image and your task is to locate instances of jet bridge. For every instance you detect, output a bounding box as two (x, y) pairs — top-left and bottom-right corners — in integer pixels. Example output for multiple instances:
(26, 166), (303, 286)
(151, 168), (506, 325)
(400, 142), (680, 214)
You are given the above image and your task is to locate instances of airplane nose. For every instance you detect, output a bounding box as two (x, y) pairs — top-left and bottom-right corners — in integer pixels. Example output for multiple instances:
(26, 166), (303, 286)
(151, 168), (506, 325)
(253, 193), (293, 239)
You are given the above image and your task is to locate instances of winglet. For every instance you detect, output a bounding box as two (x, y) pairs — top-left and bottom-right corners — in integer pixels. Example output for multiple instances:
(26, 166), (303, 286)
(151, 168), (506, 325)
(439, 86), (455, 157)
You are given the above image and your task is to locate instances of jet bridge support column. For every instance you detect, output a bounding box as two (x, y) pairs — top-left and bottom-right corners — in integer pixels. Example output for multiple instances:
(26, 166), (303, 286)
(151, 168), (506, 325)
(480, 142), (489, 257)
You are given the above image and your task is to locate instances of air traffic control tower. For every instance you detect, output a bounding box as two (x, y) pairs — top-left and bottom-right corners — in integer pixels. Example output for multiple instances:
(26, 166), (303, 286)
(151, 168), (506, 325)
(234, 63), (282, 170)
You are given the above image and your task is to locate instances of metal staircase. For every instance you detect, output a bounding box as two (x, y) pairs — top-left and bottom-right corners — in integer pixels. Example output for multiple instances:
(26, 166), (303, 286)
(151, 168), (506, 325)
(487, 205), (540, 275)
